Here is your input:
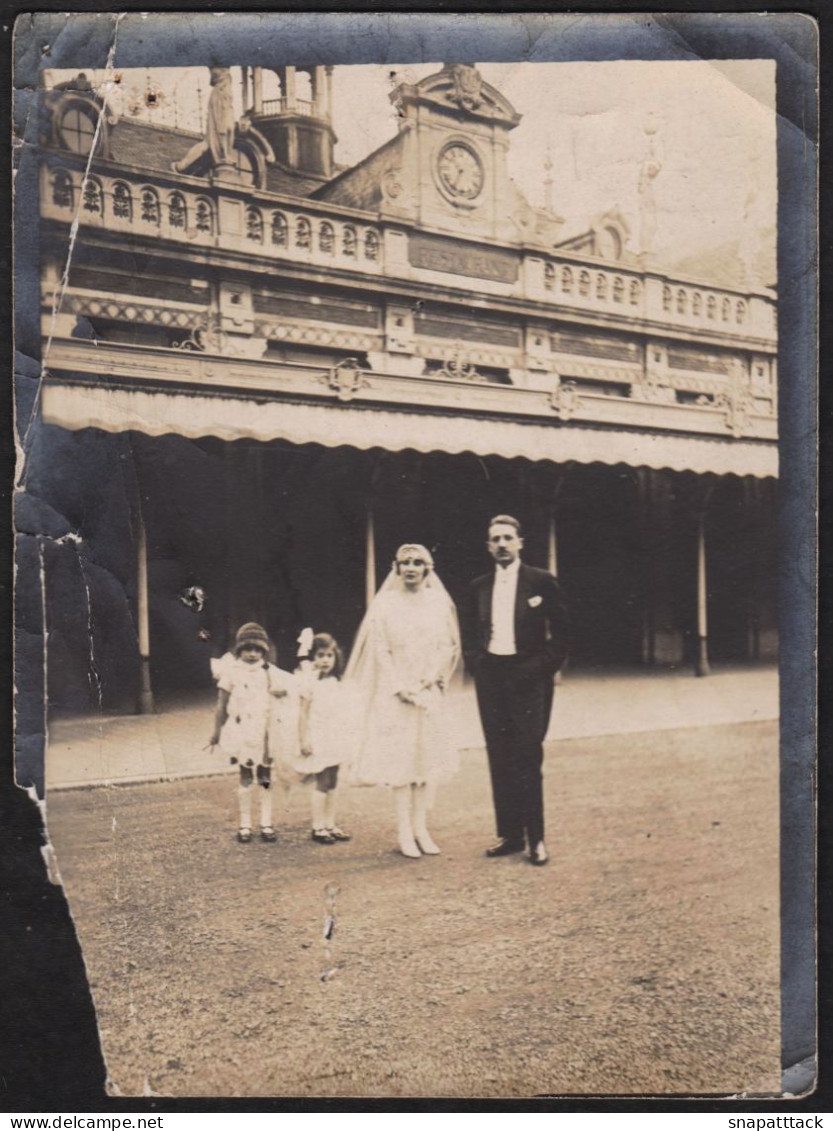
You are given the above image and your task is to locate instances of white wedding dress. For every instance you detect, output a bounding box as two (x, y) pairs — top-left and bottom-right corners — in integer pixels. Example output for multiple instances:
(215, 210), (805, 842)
(346, 575), (461, 788)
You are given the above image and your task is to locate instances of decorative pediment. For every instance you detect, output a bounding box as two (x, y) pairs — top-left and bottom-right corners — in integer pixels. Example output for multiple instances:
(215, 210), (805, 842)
(236, 119), (276, 166)
(555, 205), (637, 264)
(172, 120), (274, 187)
(399, 64), (521, 128)
(595, 206), (631, 242)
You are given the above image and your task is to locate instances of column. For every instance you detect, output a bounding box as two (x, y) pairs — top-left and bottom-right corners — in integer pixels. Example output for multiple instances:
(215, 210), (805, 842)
(541, 470), (565, 681)
(547, 514), (558, 576)
(365, 506), (376, 609)
(312, 66), (326, 114)
(284, 65), (296, 111)
(541, 468), (565, 575)
(136, 510), (155, 714)
(248, 445), (266, 628)
(224, 445), (266, 638)
(744, 478), (761, 661)
(547, 512), (563, 683)
(644, 470), (685, 666)
(636, 468), (654, 666)
(695, 506), (710, 677)
(241, 66), (250, 114)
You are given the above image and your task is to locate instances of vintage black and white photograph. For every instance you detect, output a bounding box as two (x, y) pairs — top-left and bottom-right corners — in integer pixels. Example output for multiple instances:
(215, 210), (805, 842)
(13, 11), (817, 1100)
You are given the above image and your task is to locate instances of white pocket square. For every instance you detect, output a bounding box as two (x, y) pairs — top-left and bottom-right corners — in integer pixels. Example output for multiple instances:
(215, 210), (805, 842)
(528, 595), (543, 608)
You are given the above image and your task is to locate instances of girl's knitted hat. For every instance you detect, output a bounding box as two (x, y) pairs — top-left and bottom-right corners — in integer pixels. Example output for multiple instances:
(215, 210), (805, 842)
(234, 622), (270, 655)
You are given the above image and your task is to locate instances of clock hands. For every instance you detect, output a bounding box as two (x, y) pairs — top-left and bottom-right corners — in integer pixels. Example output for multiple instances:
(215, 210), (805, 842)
(443, 152), (465, 189)
(441, 147), (481, 195)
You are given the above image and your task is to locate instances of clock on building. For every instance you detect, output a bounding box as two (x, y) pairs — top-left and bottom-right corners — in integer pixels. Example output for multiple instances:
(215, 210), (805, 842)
(436, 141), (484, 203)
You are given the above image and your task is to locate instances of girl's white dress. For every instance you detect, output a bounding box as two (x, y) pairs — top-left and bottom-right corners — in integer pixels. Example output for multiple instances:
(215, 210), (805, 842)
(291, 671), (356, 775)
(217, 659), (297, 769)
(346, 584), (460, 788)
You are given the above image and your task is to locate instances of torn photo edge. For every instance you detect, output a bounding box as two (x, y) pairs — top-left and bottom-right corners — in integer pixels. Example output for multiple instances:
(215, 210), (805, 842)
(10, 9), (818, 1103)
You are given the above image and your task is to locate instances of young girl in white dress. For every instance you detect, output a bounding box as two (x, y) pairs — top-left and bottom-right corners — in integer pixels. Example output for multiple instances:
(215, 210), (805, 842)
(208, 622), (296, 843)
(293, 633), (353, 844)
(345, 545), (461, 858)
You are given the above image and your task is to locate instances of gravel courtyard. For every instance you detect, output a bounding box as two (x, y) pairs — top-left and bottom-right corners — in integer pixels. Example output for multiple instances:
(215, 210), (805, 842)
(46, 719), (781, 1099)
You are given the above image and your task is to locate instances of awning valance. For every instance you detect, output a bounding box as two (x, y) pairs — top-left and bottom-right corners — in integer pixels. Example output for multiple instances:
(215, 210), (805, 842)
(42, 382), (778, 479)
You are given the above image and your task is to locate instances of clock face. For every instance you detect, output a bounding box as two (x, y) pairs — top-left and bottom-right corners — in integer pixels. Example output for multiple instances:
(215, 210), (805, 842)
(437, 143), (484, 202)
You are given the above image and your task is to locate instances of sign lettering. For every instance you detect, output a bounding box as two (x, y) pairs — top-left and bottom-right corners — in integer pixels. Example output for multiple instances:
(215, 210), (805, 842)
(408, 233), (519, 284)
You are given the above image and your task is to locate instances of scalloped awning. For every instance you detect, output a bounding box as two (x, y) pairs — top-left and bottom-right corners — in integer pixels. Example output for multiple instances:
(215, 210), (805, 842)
(42, 382), (778, 479)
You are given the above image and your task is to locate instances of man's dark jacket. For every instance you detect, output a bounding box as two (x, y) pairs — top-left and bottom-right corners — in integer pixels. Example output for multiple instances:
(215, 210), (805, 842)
(464, 562), (570, 676)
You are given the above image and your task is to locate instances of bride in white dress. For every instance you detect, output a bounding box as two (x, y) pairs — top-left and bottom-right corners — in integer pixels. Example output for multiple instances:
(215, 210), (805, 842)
(345, 544), (461, 858)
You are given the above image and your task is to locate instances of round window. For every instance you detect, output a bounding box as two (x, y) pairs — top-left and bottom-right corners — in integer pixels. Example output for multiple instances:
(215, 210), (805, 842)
(60, 106), (96, 155)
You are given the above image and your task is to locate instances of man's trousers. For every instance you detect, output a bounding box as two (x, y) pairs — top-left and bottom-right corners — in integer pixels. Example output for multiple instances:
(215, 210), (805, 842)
(474, 653), (555, 847)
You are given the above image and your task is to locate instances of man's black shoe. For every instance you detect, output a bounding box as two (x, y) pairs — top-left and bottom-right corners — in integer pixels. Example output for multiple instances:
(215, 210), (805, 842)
(485, 837), (525, 857)
(528, 841), (549, 866)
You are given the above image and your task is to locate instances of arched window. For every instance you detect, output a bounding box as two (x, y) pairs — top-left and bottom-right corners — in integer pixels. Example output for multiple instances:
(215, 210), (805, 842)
(168, 192), (186, 229)
(343, 225), (357, 257)
(233, 147), (257, 188)
(707, 295), (717, 320)
(579, 270), (591, 297)
(82, 177), (102, 214)
(676, 288), (687, 315)
(721, 297), (731, 322)
(140, 187), (160, 224)
(629, 279), (641, 305)
(597, 226), (622, 260)
(111, 181), (132, 219)
(296, 216), (312, 249)
(692, 292), (702, 316)
(246, 206), (264, 242)
(613, 276), (625, 303)
(736, 299), (747, 324)
(544, 262), (556, 291)
(271, 212), (288, 247)
(195, 198), (213, 235)
(364, 229), (380, 261)
(319, 221), (335, 255)
(51, 170), (74, 209)
(596, 273), (608, 301)
(562, 266), (574, 294)
(662, 285), (672, 312)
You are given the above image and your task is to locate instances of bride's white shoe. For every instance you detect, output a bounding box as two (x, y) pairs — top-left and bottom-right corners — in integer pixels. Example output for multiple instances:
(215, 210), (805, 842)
(414, 831), (440, 855)
(398, 834), (421, 859)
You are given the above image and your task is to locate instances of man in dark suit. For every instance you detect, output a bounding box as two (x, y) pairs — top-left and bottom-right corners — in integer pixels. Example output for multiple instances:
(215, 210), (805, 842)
(464, 515), (570, 866)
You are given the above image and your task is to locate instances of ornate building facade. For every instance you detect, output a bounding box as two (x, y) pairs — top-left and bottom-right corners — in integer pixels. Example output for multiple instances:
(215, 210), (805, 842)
(35, 63), (778, 713)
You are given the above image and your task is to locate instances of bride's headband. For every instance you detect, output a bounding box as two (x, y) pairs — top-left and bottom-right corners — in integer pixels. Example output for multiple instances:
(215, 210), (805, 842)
(394, 543), (434, 569)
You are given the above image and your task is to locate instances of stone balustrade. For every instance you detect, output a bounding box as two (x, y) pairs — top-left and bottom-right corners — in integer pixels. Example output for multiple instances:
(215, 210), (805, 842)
(648, 276), (772, 338)
(530, 255), (775, 342)
(529, 256), (646, 318)
(42, 164), (384, 274)
(41, 162), (776, 346)
(260, 97), (320, 118)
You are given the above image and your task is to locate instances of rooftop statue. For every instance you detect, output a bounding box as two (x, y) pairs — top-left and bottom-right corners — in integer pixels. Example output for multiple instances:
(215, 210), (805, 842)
(206, 67), (236, 166)
(172, 66), (237, 175)
(637, 117), (663, 262)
